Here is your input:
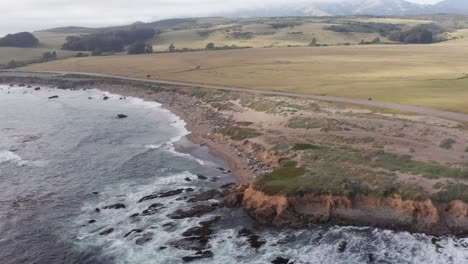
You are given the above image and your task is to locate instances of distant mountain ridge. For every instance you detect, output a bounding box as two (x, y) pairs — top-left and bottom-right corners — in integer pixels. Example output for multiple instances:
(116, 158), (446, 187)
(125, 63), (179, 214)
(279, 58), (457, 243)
(229, 0), (468, 17)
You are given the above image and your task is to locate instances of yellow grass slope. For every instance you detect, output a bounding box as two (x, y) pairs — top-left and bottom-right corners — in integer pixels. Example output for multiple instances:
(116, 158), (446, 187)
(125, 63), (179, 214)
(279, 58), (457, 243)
(24, 42), (468, 114)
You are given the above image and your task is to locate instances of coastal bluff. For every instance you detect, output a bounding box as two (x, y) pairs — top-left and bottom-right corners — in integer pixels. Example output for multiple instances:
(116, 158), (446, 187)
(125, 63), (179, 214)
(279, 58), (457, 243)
(226, 184), (468, 236)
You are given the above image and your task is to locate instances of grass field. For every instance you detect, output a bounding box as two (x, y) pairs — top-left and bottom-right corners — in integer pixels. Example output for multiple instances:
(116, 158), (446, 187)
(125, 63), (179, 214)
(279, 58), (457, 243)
(0, 31), (79, 66)
(23, 41), (468, 114)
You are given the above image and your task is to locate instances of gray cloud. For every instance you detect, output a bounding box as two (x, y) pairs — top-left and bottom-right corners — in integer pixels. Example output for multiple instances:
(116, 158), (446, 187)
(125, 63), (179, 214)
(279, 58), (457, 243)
(0, 0), (442, 36)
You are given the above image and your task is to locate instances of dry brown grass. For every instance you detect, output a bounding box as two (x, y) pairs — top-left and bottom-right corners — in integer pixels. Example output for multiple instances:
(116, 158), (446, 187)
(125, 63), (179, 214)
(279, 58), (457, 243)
(23, 43), (468, 114)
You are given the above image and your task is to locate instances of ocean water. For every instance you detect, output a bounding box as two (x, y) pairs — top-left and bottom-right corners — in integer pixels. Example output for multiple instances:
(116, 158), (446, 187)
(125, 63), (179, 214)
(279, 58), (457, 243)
(0, 84), (467, 264)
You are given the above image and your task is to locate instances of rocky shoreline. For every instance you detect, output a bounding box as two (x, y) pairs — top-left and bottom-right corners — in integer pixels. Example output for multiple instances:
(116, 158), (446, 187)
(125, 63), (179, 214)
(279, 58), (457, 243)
(1, 72), (467, 237)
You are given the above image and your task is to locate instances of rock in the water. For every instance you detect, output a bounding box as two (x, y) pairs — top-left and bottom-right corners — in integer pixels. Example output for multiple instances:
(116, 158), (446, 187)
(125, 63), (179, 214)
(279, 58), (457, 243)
(277, 234), (297, 244)
(103, 96), (110, 100)
(171, 236), (210, 251)
(142, 203), (165, 216)
(34, 87), (41, 91)
(197, 175), (208, 180)
(188, 190), (219, 203)
(168, 204), (217, 219)
(103, 203), (126, 209)
(182, 250), (214, 262)
(184, 177), (192, 182)
(182, 226), (213, 237)
(135, 233), (153, 245)
(48, 95), (59, 99)
(238, 228), (266, 249)
(99, 228), (114, 236)
(220, 183), (236, 189)
(88, 220), (96, 224)
(129, 213), (140, 218)
(271, 257), (292, 264)
(138, 189), (185, 203)
(338, 241), (347, 253)
(124, 229), (143, 238)
(117, 114), (128, 119)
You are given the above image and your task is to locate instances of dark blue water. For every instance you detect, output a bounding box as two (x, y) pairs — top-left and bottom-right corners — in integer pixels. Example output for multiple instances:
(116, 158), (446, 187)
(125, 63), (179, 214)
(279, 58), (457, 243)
(0, 85), (466, 264)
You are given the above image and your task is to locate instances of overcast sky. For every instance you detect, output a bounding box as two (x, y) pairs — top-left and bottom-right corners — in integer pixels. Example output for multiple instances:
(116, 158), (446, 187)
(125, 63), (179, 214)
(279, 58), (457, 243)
(0, 0), (443, 37)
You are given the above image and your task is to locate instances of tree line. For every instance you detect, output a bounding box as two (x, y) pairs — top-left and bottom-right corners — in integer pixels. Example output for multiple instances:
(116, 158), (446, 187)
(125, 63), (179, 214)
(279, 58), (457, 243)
(0, 32), (39, 47)
(62, 27), (157, 53)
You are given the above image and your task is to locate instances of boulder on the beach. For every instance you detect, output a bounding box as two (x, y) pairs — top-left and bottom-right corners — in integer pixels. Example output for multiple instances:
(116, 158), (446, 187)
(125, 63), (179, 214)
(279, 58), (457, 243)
(117, 114), (128, 119)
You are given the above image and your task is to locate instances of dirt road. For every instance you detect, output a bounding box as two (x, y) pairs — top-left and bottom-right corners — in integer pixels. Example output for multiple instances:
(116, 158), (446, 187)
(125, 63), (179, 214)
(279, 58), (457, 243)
(2, 70), (468, 122)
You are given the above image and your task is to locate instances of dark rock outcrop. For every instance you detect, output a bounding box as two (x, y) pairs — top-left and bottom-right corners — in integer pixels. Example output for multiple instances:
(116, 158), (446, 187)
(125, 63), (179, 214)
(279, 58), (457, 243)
(103, 203), (126, 209)
(168, 204), (217, 219)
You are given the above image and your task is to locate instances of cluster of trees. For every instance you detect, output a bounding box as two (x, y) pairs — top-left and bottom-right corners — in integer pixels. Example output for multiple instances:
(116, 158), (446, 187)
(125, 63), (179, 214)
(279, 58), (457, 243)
(389, 26), (433, 44)
(0, 32), (39, 47)
(127, 41), (153, 54)
(62, 27), (156, 53)
(41, 51), (57, 61)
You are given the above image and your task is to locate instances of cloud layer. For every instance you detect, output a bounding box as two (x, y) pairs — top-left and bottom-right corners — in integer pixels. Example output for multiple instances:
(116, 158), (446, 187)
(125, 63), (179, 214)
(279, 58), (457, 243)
(0, 0), (442, 36)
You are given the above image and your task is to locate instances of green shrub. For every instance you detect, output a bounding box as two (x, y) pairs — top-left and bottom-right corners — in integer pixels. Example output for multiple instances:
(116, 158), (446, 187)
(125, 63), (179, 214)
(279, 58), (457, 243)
(220, 126), (262, 140)
(282, 160), (298, 168)
(292, 144), (321, 151)
(439, 138), (456, 149)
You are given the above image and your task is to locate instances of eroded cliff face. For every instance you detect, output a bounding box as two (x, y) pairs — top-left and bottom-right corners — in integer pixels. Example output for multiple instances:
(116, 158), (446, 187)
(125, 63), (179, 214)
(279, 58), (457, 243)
(230, 185), (468, 235)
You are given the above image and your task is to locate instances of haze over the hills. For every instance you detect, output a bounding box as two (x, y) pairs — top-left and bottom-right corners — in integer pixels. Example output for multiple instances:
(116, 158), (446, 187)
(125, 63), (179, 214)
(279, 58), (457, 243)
(1, 0), (466, 36)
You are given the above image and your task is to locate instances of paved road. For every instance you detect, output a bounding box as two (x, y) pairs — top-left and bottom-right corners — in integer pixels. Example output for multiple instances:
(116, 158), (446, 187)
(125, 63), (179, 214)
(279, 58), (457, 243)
(2, 70), (468, 122)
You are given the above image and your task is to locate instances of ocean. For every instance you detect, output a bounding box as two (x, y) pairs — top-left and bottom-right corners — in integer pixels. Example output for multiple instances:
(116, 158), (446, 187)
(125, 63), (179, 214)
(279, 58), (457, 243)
(0, 84), (466, 264)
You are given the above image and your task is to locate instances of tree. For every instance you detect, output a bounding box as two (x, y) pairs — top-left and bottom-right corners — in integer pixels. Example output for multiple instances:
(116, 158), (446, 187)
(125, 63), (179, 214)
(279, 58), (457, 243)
(205, 42), (215, 50)
(127, 41), (153, 54)
(309, 37), (317, 46)
(128, 41), (146, 54)
(168, 43), (176, 52)
(91, 48), (103, 56)
(7, 60), (17, 69)
(145, 45), (153, 54)
(0, 32), (39, 47)
(41, 51), (57, 61)
(389, 26), (433, 44)
(62, 28), (156, 52)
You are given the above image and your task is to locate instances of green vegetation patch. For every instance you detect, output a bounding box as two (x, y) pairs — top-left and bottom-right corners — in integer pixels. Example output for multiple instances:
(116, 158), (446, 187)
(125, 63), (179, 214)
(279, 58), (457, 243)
(236, 121), (254, 126)
(433, 183), (468, 203)
(220, 126), (262, 140)
(439, 138), (456, 149)
(292, 144), (322, 151)
(211, 102), (235, 111)
(281, 160), (298, 168)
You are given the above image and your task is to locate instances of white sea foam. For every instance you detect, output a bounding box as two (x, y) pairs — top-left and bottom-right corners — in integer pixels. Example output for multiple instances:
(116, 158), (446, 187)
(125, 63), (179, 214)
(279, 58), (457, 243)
(0, 150), (46, 166)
